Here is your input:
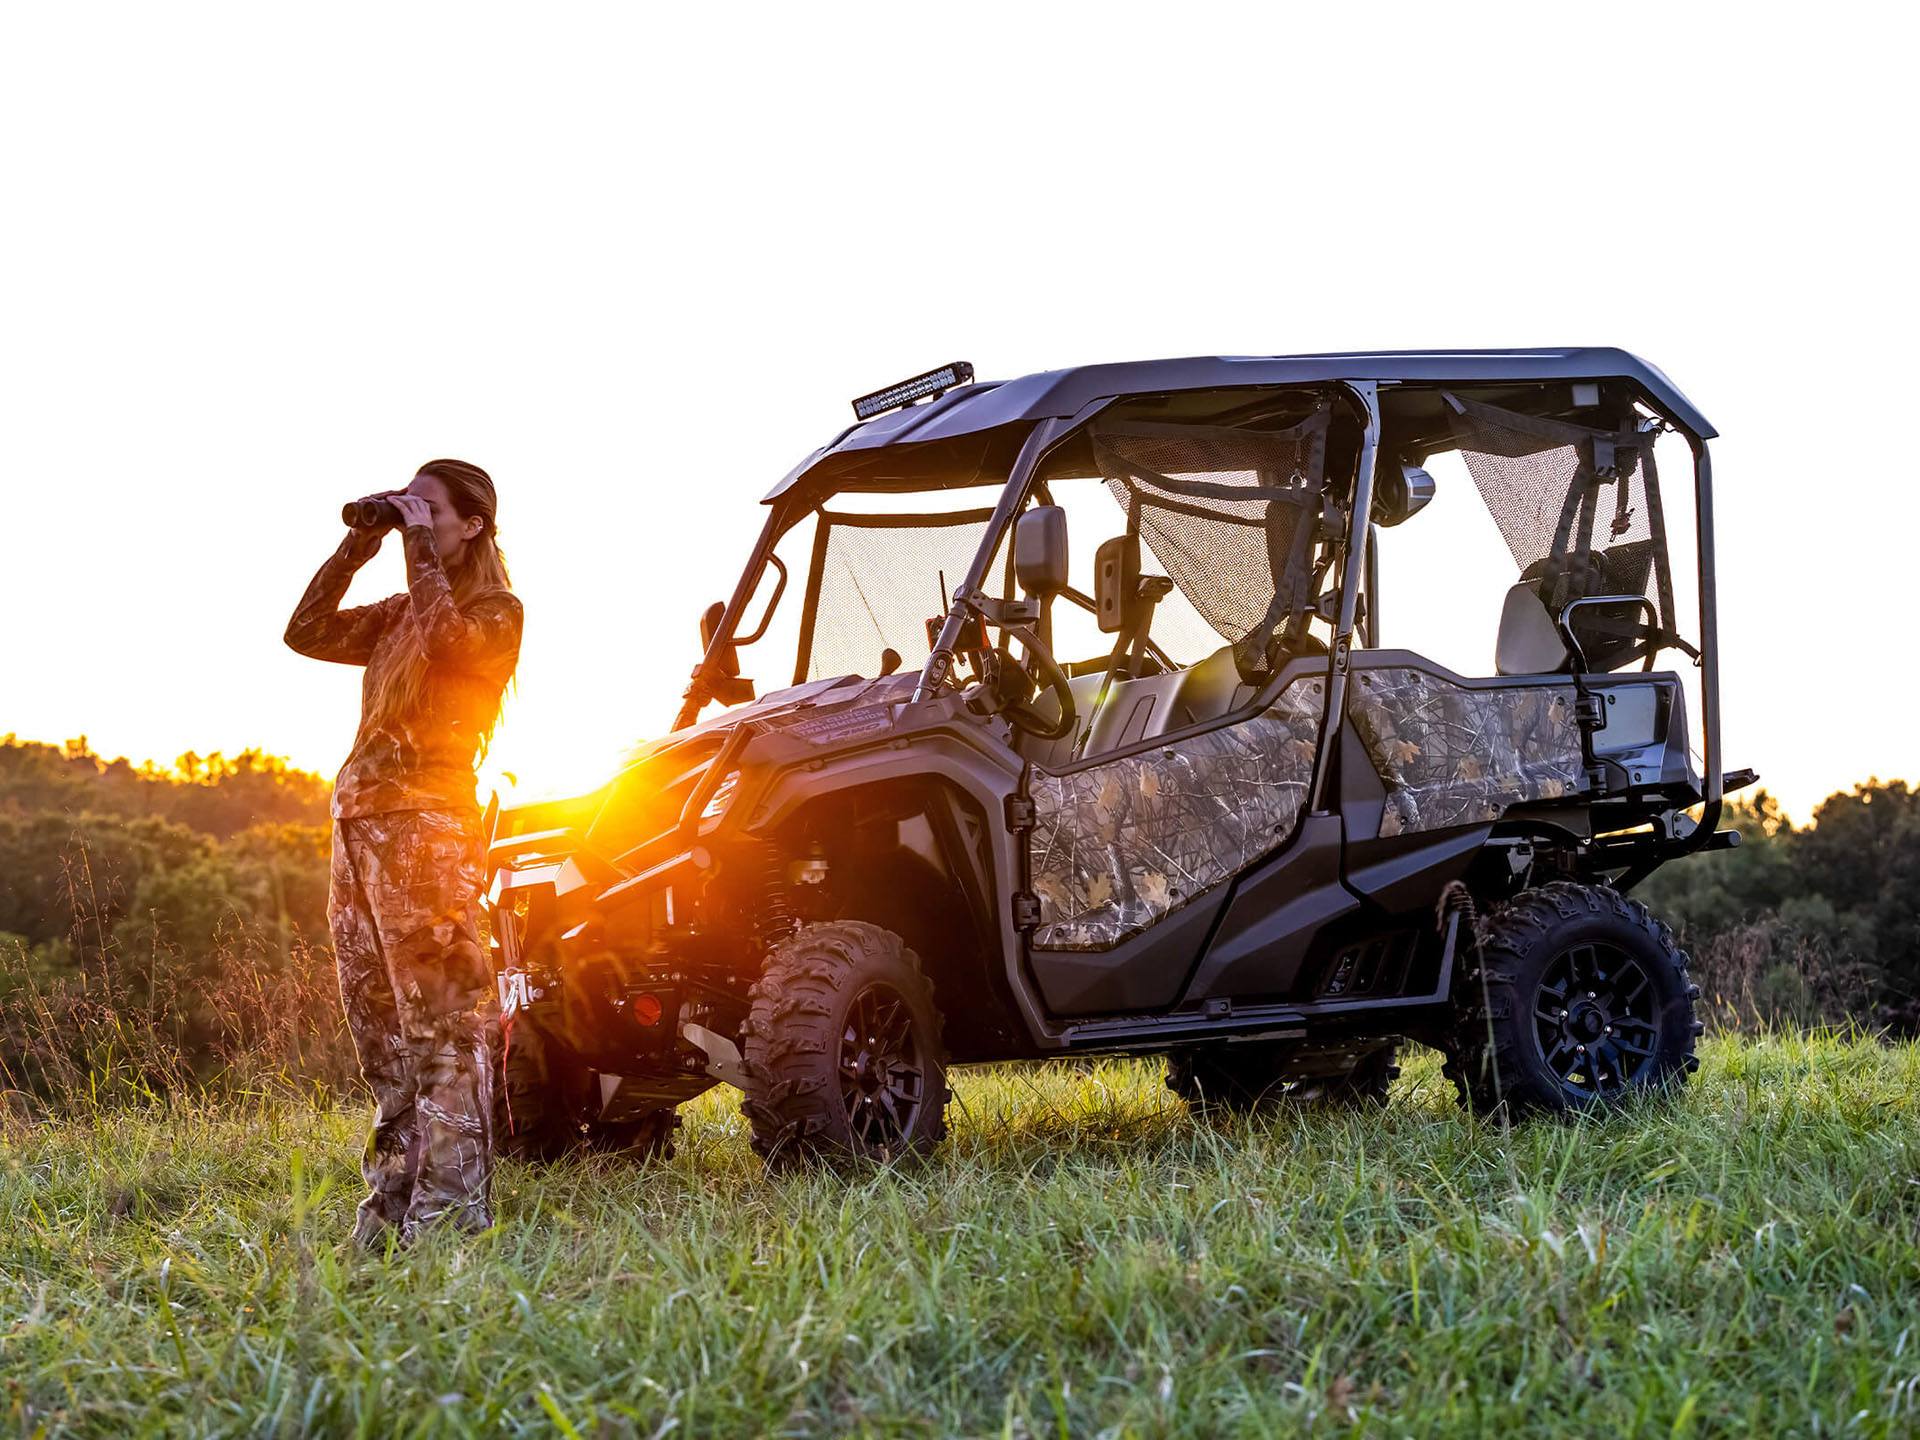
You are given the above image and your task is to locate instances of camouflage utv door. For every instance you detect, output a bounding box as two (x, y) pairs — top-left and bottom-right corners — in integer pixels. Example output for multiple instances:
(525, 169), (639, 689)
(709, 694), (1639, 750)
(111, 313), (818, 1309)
(1343, 661), (1585, 837)
(1025, 671), (1326, 952)
(1018, 400), (1339, 1006)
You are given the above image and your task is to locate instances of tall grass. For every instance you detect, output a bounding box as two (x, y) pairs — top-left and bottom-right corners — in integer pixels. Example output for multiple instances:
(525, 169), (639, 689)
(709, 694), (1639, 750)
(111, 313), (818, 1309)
(3, 1038), (1917, 1436)
(1687, 922), (1884, 1034)
(6, 838), (1915, 1431)
(3, 899), (1895, 1125)
(0, 926), (355, 1118)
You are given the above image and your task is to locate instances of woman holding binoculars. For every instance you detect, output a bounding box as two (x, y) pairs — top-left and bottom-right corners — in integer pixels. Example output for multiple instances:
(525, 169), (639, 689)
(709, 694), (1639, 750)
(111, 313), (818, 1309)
(285, 459), (521, 1249)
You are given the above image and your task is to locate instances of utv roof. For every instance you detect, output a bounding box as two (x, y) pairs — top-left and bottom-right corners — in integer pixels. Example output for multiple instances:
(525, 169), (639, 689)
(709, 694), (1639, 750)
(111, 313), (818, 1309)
(771, 347), (1713, 500)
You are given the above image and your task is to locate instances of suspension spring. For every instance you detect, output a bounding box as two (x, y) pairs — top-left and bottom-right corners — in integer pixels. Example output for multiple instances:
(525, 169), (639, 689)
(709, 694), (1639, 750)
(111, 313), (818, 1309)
(754, 840), (798, 951)
(1438, 879), (1479, 976)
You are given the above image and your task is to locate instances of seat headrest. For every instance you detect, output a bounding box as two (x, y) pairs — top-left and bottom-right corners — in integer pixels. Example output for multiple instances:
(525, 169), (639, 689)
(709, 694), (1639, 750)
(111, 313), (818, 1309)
(1495, 583), (1570, 676)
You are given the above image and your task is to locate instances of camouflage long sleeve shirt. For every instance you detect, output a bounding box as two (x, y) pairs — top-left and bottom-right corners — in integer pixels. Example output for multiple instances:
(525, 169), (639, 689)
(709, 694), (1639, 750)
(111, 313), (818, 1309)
(286, 525), (523, 820)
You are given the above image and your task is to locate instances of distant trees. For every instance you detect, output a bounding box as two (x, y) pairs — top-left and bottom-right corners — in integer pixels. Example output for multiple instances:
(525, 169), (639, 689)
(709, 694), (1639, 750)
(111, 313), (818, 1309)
(0, 734), (330, 839)
(1637, 781), (1919, 1033)
(0, 737), (344, 1102)
(1, 730), (1913, 1109)
(0, 736), (331, 960)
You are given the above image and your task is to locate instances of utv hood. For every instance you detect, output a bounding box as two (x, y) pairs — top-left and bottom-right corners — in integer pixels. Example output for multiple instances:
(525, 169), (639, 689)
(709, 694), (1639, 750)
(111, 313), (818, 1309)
(495, 671), (921, 868)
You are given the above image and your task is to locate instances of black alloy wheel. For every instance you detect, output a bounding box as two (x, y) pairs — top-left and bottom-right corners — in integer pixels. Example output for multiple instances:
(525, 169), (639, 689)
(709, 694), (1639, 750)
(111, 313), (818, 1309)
(1447, 881), (1701, 1117)
(1532, 940), (1659, 1097)
(839, 982), (928, 1151)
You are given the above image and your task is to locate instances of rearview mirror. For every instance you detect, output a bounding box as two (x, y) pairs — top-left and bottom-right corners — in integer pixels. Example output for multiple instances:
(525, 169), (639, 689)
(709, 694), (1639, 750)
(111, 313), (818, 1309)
(700, 600), (742, 678)
(1092, 535), (1140, 634)
(1373, 461), (1437, 527)
(1014, 505), (1070, 596)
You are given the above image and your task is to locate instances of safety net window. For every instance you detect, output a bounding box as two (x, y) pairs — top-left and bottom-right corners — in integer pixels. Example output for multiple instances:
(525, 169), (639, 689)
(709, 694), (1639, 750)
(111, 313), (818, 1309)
(1443, 392), (1678, 671)
(1091, 402), (1332, 683)
(800, 508), (1007, 682)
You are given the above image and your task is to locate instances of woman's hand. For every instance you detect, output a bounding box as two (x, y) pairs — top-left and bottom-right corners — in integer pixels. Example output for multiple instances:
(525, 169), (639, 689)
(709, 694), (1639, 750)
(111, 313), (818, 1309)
(389, 493), (434, 529)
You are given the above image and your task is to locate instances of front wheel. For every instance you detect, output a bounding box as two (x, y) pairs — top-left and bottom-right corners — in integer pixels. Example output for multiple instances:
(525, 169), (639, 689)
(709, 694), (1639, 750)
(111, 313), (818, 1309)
(492, 1006), (583, 1161)
(740, 921), (950, 1171)
(1446, 881), (1701, 1116)
(492, 1007), (679, 1162)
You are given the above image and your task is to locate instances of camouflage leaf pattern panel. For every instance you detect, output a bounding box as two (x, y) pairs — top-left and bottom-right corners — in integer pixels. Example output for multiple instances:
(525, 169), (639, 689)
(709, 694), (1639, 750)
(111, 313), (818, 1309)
(329, 807), (498, 1245)
(1028, 676), (1324, 951)
(1346, 666), (1584, 838)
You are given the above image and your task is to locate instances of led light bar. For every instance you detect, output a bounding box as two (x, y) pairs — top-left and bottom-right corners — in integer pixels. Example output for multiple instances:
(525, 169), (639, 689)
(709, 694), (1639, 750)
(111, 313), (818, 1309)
(852, 361), (975, 421)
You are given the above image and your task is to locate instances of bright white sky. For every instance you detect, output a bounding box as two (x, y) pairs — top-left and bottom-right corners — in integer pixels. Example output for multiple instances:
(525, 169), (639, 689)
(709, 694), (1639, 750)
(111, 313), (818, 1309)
(2, 4), (1912, 824)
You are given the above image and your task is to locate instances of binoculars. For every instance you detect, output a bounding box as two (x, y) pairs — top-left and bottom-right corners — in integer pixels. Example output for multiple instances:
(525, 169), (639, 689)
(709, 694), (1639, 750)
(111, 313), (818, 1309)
(342, 496), (401, 529)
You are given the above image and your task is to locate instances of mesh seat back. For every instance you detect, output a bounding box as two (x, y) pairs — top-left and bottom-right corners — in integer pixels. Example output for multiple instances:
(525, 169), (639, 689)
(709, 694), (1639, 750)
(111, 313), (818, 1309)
(1445, 393), (1676, 674)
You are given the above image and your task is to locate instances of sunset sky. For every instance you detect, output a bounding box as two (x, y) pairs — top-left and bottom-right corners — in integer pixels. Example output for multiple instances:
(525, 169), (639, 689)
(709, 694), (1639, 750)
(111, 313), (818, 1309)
(3, 4), (1912, 823)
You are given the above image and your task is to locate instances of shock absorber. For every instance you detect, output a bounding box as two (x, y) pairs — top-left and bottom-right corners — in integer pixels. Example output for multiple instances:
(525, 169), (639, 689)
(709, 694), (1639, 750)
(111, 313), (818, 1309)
(754, 839), (798, 951)
(1438, 879), (1479, 979)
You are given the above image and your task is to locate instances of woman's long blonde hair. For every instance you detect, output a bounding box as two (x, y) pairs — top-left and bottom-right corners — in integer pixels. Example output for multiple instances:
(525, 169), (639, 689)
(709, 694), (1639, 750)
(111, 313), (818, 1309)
(363, 459), (516, 754)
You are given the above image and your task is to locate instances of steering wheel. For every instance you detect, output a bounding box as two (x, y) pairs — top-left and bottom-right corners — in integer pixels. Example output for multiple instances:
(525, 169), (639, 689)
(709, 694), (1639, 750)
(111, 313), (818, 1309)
(994, 626), (1077, 741)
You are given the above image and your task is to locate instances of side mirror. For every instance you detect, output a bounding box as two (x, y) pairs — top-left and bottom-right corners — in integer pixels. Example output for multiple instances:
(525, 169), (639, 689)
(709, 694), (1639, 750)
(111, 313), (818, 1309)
(1373, 460), (1436, 527)
(1013, 505), (1070, 597)
(1092, 535), (1140, 634)
(700, 600), (742, 678)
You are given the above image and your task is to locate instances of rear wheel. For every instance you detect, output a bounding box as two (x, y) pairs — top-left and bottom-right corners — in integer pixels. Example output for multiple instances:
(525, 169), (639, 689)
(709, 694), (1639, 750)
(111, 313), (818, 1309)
(1167, 1040), (1400, 1114)
(740, 921), (950, 1171)
(1446, 880), (1700, 1116)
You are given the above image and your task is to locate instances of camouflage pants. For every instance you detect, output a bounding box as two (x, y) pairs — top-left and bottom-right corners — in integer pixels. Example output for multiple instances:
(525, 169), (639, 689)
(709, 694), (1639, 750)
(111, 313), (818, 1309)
(328, 808), (498, 1246)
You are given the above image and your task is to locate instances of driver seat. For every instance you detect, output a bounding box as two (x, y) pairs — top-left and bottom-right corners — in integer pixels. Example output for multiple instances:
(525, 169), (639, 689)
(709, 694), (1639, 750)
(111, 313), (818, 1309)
(1016, 670), (1104, 769)
(1168, 644), (1255, 730)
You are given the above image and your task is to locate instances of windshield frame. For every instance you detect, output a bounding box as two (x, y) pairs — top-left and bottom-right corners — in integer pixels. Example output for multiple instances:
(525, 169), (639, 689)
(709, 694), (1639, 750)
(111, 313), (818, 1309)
(671, 426), (1054, 729)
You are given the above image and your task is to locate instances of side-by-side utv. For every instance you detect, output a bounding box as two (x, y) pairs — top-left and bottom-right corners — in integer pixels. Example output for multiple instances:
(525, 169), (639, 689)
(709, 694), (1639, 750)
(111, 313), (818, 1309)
(483, 351), (1752, 1168)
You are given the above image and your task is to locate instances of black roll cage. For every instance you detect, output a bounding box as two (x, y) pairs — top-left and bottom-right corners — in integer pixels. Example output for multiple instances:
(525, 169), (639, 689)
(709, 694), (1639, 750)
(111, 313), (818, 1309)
(674, 376), (1724, 859)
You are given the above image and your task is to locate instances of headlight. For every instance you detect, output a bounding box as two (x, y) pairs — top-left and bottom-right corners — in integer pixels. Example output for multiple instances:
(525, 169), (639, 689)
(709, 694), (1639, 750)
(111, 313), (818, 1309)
(700, 769), (742, 822)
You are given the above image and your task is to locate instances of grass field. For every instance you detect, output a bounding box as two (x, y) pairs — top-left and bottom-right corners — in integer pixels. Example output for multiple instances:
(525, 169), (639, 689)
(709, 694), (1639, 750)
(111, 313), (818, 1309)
(4, 1034), (1919, 1438)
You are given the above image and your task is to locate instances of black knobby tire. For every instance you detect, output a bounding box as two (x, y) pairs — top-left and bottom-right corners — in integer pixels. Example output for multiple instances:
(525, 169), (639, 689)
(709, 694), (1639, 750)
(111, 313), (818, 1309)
(493, 1009), (679, 1163)
(740, 921), (950, 1171)
(1446, 880), (1702, 1117)
(1167, 1041), (1400, 1114)
(493, 1008), (581, 1162)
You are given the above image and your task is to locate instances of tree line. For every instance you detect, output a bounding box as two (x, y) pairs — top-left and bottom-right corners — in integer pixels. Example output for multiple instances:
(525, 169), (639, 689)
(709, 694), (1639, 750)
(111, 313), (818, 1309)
(1636, 780), (1918, 1034)
(0, 736), (345, 1104)
(1, 733), (1913, 1109)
